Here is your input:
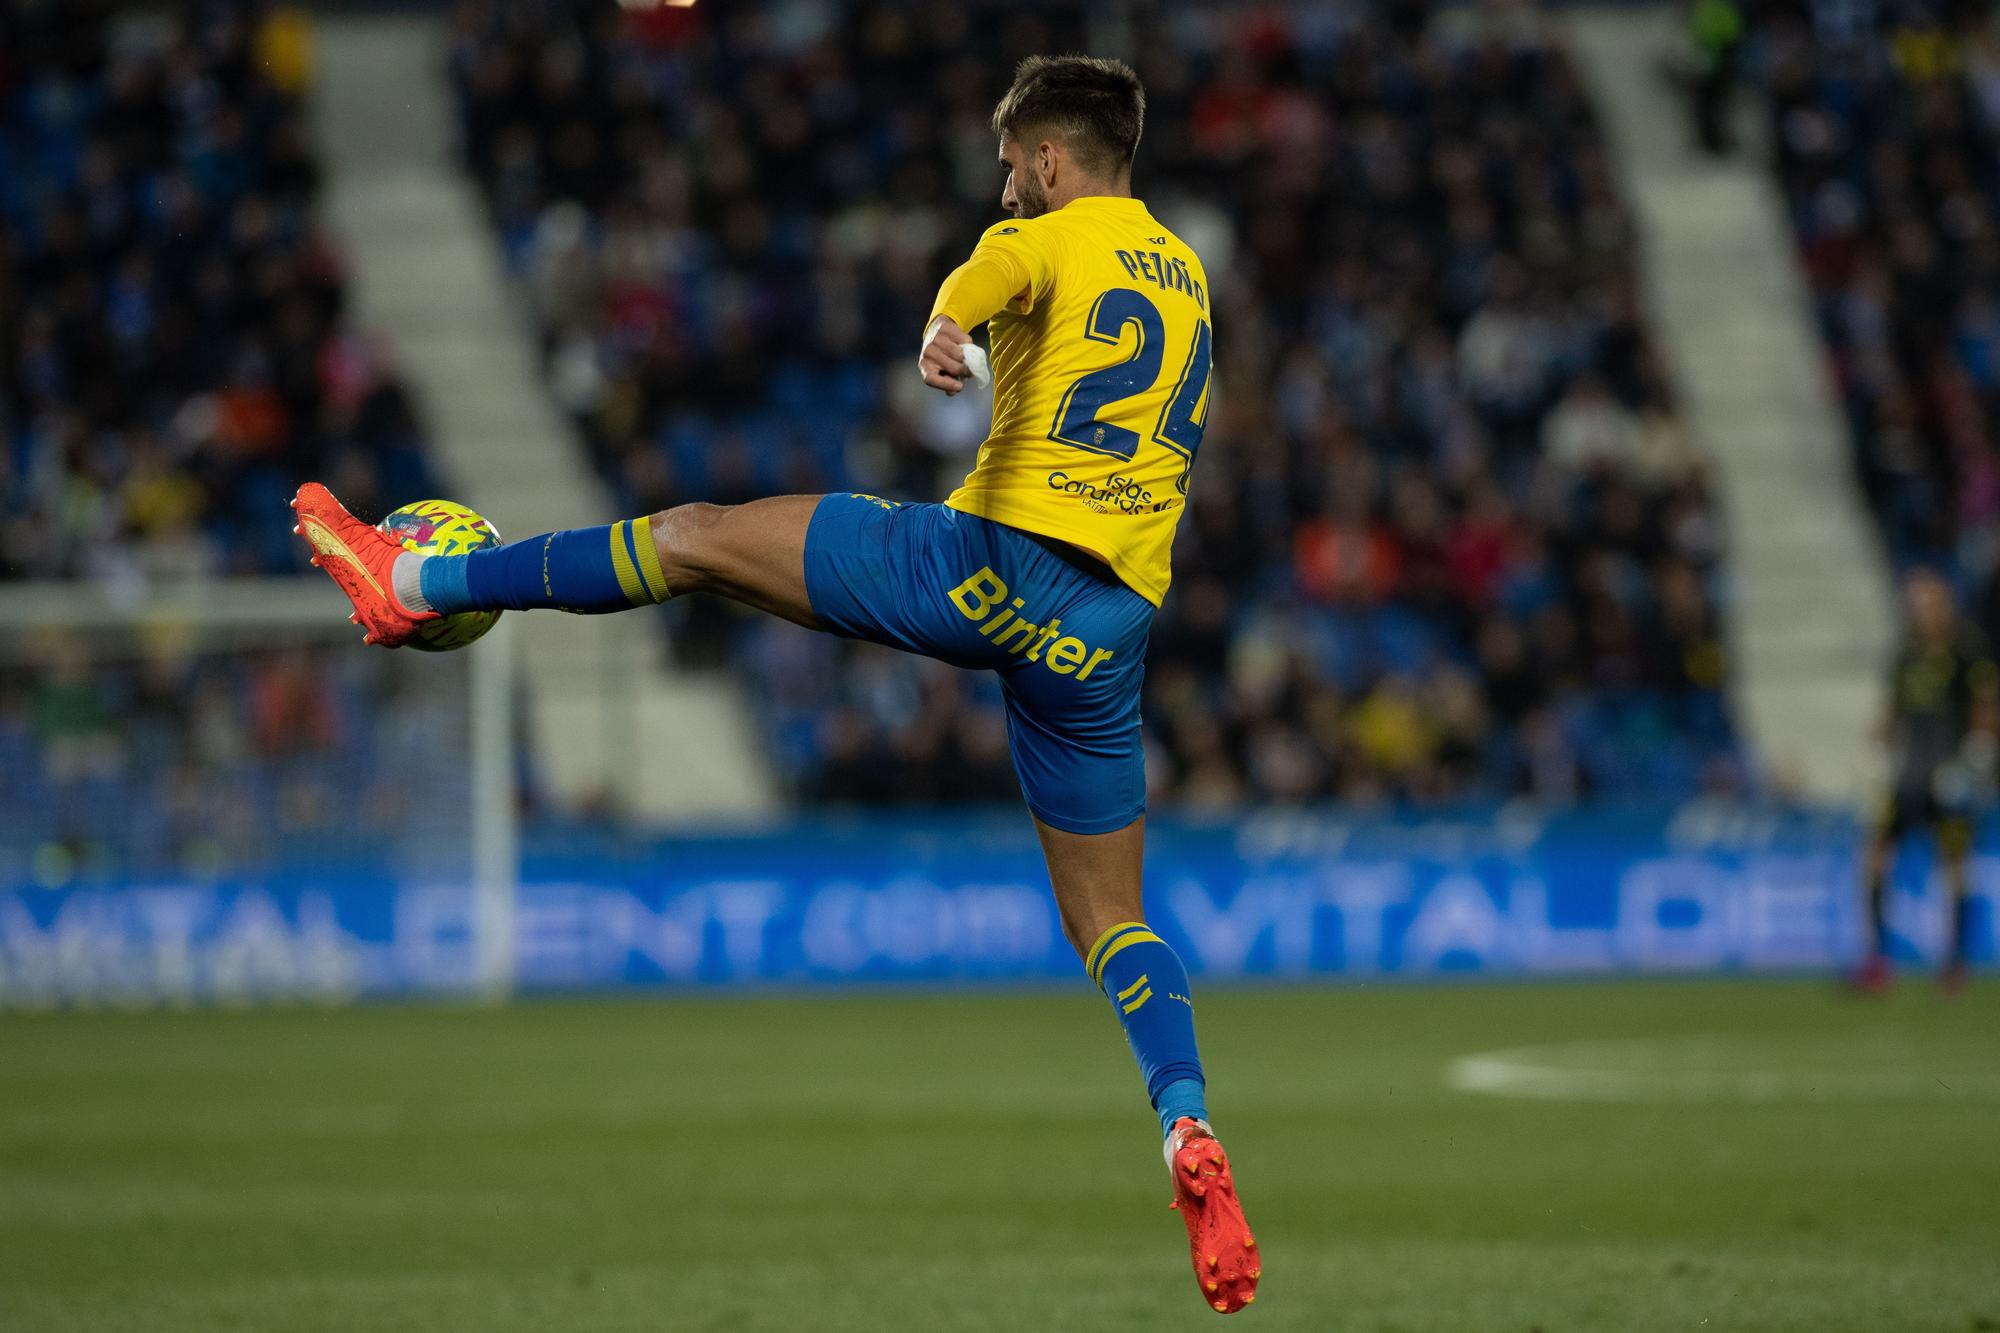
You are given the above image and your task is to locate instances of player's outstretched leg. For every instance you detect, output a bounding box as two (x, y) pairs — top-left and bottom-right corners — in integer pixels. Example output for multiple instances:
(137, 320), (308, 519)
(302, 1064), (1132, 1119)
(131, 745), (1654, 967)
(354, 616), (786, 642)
(1036, 816), (1259, 1314)
(291, 483), (824, 645)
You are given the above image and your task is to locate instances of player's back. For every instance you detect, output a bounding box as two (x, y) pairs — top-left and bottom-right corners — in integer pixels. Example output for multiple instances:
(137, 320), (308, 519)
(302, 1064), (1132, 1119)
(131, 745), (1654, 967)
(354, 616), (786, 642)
(944, 197), (1212, 607)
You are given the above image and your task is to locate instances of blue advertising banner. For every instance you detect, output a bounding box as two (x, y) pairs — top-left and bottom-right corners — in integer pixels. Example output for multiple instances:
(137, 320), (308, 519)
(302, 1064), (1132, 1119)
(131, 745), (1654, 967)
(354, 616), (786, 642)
(0, 805), (1991, 1005)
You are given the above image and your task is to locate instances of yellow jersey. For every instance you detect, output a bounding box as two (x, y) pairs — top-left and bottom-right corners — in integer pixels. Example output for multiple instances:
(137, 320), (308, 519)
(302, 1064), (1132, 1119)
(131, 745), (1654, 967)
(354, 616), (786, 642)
(929, 196), (1212, 606)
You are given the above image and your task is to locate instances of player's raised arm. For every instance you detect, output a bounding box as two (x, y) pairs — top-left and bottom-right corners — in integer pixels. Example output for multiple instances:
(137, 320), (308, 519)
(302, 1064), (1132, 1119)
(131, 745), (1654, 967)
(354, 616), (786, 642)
(918, 222), (1055, 394)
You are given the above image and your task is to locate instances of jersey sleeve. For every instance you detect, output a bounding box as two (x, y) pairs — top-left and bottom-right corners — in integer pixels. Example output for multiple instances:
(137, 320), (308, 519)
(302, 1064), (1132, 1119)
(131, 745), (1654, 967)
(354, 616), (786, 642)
(928, 220), (1060, 331)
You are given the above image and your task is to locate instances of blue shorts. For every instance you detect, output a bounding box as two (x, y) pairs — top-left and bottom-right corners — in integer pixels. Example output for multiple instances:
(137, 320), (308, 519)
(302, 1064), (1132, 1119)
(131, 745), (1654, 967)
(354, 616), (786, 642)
(803, 493), (1154, 834)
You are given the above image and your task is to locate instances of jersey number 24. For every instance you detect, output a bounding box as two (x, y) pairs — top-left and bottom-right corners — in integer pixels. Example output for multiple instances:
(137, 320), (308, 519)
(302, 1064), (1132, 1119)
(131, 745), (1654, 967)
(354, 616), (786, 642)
(1048, 287), (1212, 494)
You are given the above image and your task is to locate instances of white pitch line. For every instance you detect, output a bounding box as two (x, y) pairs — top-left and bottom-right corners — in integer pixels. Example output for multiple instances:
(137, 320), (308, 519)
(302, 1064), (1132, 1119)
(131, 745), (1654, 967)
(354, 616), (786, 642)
(1445, 1035), (2000, 1103)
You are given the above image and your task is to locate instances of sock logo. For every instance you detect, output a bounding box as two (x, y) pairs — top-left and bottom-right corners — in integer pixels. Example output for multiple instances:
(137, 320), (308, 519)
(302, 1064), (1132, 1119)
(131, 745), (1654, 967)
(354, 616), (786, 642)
(1117, 973), (1153, 1014)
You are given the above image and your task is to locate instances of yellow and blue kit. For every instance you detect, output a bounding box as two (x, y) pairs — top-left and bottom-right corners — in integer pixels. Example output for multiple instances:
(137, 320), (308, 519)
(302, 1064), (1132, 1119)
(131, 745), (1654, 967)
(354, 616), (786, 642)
(391, 192), (1215, 1134)
(803, 195), (1213, 834)
(417, 195), (1213, 836)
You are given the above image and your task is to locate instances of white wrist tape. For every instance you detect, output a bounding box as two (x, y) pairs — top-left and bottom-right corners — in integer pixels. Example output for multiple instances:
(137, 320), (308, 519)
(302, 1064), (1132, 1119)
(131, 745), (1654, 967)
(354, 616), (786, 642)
(961, 344), (991, 390)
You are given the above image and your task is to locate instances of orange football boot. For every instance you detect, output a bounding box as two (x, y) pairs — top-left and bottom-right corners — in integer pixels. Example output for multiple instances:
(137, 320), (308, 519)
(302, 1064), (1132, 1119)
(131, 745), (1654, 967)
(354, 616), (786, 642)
(290, 482), (435, 647)
(1167, 1117), (1260, 1313)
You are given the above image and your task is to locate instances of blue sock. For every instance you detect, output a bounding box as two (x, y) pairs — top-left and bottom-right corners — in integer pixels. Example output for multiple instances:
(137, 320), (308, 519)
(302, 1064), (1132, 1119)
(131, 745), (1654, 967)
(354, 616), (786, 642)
(1086, 921), (1208, 1137)
(421, 517), (670, 615)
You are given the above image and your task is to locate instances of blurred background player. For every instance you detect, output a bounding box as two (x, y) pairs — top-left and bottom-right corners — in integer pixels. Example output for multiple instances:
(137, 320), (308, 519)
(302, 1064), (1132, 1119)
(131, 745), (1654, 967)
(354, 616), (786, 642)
(1858, 568), (1997, 993)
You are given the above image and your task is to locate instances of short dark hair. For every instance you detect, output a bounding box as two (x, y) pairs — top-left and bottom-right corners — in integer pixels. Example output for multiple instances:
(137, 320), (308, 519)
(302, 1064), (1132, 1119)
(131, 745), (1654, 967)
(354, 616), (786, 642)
(991, 55), (1145, 178)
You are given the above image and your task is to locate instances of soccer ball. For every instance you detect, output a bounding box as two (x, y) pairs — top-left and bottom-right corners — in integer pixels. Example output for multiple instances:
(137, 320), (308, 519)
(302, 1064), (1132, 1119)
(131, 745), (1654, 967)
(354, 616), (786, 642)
(377, 499), (503, 652)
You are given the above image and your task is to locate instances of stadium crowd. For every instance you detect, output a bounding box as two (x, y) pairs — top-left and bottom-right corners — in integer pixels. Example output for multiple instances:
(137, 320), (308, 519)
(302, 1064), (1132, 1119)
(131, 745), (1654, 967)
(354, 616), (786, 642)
(1759, 0), (2000, 626)
(0, 637), (473, 883)
(0, 0), (455, 877)
(0, 0), (436, 583)
(450, 0), (1739, 808)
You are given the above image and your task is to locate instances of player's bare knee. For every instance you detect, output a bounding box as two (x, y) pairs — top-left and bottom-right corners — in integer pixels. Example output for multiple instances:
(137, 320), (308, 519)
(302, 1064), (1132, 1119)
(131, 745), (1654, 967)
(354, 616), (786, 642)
(650, 502), (731, 591)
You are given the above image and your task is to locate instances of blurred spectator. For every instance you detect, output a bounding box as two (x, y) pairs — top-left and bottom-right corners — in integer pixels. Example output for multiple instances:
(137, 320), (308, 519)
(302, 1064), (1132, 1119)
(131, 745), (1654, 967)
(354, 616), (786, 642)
(1760, 0), (2000, 598)
(0, 0), (437, 582)
(449, 0), (1741, 808)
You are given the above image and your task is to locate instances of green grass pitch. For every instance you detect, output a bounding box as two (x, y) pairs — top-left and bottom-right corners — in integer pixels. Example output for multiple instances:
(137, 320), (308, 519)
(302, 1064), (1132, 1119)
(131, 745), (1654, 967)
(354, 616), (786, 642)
(2, 979), (1996, 1331)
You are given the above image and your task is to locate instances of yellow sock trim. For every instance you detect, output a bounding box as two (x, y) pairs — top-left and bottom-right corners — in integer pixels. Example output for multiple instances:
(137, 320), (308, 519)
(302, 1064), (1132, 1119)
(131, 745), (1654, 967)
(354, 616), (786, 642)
(634, 514), (672, 601)
(1084, 922), (1146, 985)
(609, 520), (647, 606)
(1086, 922), (1163, 989)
